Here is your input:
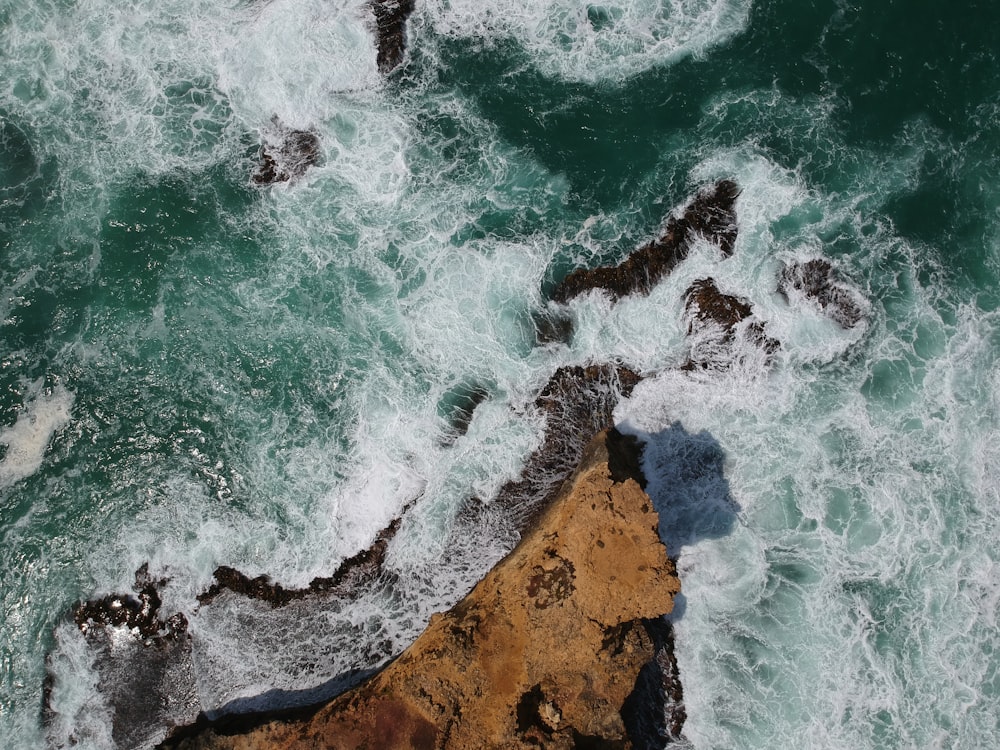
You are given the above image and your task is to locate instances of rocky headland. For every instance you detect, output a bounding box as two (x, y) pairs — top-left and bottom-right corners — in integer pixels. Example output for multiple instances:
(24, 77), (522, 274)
(162, 429), (680, 749)
(56, 178), (870, 748)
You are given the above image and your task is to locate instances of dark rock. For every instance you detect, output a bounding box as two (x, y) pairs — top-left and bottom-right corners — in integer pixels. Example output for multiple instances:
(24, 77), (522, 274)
(483, 364), (642, 531)
(66, 565), (198, 750)
(73, 563), (187, 643)
(197, 513), (406, 608)
(533, 308), (574, 345)
(552, 180), (740, 304)
(778, 258), (864, 328)
(252, 126), (321, 185)
(621, 618), (686, 746)
(682, 278), (778, 370)
(371, 0), (416, 74)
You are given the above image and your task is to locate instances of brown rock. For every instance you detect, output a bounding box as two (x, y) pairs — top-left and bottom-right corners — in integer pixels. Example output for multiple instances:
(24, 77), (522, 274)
(682, 278), (778, 370)
(552, 180), (740, 304)
(163, 430), (680, 749)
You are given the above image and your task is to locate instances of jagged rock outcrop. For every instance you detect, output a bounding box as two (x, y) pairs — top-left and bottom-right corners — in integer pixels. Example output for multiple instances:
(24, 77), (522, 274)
(485, 364), (641, 530)
(70, 565), (198, 750)
(74, 564), (187, 641)
(778, 258), (864, 328)
(197, 512), (406, 608)
(682, 278), (778, 370)
(163, 429), (681, 749)
(371, 0), (415, 74)
(252, 125), (322, 185)
(552, 180), (740, 304)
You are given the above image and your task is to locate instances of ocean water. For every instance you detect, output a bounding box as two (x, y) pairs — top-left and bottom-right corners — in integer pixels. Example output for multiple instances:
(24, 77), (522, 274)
(2, 0), (999, 747)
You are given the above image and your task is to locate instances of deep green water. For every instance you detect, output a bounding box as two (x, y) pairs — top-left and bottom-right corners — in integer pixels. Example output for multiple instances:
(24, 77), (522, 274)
(2, 0), (999, 747)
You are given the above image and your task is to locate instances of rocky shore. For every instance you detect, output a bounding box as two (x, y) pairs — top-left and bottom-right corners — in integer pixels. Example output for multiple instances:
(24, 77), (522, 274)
(57, 177), (869, 748)
(162, 429), (680, 749)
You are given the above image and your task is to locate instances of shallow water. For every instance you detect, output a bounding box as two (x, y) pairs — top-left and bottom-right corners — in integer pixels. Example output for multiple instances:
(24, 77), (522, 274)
(1, 0), (998, 747)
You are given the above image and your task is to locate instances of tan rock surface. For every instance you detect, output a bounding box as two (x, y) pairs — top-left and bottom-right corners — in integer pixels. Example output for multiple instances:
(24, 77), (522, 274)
(166, 430), (680, 750)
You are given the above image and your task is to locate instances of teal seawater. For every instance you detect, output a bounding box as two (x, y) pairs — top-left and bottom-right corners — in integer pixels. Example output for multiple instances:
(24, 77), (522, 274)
(2, 0), (999, 747)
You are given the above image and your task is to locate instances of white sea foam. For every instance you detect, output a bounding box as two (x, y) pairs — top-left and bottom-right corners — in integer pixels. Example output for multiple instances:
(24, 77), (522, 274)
(13, 1), (1000, 746)
(423, 0), (752, 81)
(43, 623), (114, 750)
(0, 384), (73, 489)
(610, 154), (1000, 746)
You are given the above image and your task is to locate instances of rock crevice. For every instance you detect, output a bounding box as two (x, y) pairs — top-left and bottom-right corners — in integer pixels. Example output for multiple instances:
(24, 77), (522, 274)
(163, 429), (681, 749)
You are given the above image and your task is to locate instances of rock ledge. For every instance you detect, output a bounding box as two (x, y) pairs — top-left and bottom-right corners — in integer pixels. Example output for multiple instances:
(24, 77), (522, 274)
(164, 429), (680, 749)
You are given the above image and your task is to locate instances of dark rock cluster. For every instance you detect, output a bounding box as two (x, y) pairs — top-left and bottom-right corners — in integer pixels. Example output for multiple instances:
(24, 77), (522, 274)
(53, 176), (871, 749)
(73, 563), (187, 643)
(69, 565), (198, 750)
(252, 127), (322, 185)
(682, 278), (779, 370)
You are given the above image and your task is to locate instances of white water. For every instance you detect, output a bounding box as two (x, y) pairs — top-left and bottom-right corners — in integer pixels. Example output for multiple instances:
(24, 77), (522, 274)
(2, 0), (999, 748)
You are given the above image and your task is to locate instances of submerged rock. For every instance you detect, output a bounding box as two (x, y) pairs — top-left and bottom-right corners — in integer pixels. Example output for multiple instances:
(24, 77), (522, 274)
(552, 180), (740, 304)
(163, 429), (681, 749)
(67, 565), (197, 750)
(371, 0), (416, 74)
(252, 127), (321, 185)
(778, 258), (864, 328)
(682, 278), (778, 370)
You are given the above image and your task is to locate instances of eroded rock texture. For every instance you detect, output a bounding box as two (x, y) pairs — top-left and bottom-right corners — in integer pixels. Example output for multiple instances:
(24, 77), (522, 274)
(779, 258), (864, 328)
(552, 180), (740, 304)
(682, 278), (778, 370)
(371, 0), (416, 74)
(487, 364), (642, 530)
(252, 128), (321, 185)
(164, 429), (681, 750)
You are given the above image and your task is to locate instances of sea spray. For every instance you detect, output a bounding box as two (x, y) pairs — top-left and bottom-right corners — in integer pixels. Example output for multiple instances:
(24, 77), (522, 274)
(2, 0), (1000, 748)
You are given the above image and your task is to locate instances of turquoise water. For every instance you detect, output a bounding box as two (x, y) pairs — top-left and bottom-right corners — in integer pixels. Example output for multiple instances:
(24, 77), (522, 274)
(2, 0), (999, 747)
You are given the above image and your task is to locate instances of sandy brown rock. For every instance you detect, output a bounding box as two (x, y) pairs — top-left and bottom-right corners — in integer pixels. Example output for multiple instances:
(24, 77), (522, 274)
(165, 430), (680, 750)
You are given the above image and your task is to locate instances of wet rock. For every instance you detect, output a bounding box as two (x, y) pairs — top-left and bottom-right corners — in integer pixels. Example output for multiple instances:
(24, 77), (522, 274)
(371, 0), (416, 74)
(682, 278), (778, 370)
(66, 565), (197, 750)
(163, 429), (681, 750)
(778, 258), (864, 328)
(621, 618), (686, 747)
(533, 308), (574, 345)
(486, 363), (642, 530)
(552, 180), (740, 304)
(73, 564), (187, 642)
(252, 126), (321, 185)
(197, 513), (406, 608)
